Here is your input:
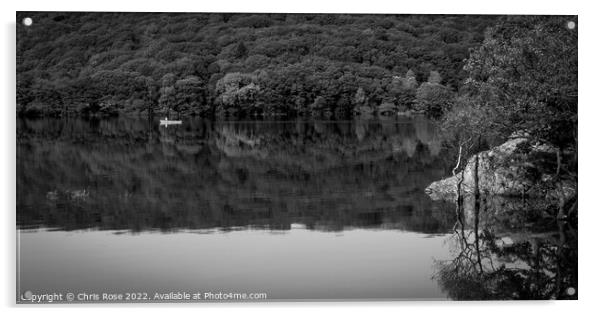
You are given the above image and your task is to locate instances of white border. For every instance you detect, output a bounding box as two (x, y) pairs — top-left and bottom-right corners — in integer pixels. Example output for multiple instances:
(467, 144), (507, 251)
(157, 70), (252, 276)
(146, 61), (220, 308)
(5, 0), (582, 14)
(2, 0), (600, 315)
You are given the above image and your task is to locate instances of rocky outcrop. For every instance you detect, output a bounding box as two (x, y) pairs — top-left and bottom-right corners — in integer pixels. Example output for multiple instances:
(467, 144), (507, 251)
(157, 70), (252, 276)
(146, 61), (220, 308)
(425, 137), (576, 201)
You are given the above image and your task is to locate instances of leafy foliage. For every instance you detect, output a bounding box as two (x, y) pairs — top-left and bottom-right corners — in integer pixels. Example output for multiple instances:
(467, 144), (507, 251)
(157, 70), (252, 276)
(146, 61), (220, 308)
(444, 16), (577, 149)
(16, 12), (496, 118)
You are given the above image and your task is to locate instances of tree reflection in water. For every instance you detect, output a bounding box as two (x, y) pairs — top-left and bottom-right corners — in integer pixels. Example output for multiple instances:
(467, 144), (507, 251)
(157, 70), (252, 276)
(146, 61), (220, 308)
(17, 117), (455, 233)
(434, 194), (577, 300)
(17, 116), (578, 300)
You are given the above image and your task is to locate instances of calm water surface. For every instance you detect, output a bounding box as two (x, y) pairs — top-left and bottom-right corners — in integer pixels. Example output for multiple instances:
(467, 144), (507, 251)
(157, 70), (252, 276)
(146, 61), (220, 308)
(16, 117), (576, 301)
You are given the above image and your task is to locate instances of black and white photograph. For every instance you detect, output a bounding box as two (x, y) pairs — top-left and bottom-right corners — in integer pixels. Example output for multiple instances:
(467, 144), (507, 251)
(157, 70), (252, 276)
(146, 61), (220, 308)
(8, 2), (586, 308)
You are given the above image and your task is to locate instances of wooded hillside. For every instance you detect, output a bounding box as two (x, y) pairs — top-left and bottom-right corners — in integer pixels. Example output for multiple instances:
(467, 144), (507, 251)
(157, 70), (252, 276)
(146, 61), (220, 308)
(16, 12), (496, 118)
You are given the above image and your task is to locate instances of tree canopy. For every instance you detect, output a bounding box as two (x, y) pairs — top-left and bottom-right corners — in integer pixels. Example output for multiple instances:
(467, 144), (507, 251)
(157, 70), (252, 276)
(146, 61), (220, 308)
(444, 16), (577, 148)
(16, 12), (496, 118)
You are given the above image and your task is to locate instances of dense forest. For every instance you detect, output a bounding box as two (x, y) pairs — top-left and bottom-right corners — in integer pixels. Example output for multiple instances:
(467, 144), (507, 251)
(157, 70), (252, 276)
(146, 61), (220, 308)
(16, 13), (577, 169)
(16, 12), (497, 118)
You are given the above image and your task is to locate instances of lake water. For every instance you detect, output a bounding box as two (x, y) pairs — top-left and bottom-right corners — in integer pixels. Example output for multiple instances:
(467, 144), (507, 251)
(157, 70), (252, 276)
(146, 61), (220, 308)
(16, 117), (577, 301)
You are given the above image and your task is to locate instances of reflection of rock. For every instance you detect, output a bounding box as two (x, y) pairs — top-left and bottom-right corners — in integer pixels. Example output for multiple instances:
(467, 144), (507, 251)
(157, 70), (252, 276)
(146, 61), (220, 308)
(436, 220), (577, 300)
(459, 195), (558, 233)
(435, 193), (577, 300)
(426, 137), (576, 201)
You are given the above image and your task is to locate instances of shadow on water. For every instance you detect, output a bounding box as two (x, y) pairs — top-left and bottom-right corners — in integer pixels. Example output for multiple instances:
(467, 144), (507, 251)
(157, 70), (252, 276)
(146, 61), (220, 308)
(433, 194), (578, 300)
(17, 116), (456, 233)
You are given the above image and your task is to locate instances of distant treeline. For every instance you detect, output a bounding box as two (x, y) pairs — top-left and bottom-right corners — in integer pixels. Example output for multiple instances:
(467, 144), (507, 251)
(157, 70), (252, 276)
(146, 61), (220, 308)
(16, 12), (497, 118)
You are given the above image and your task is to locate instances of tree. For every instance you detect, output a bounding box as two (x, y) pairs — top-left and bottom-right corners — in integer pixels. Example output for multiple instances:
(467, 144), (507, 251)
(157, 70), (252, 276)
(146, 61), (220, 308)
(235, 41), (248, 59)
(174, 76), (209, 115)
(354, 87), (366, 105)
(427, 70), (442, 84)
(310, 96), (327, 116)
(16, 13), (497, 118)
(214, 72), (261, 116)
(158, 73), (177, 113)
(388, 70), (418, 111)
(144, 77), (159, 113)
(415, 77), (454, 117)
(457, 16), (577, 148)
(441, 16), (578, 220)
(402, 70), (418, 90)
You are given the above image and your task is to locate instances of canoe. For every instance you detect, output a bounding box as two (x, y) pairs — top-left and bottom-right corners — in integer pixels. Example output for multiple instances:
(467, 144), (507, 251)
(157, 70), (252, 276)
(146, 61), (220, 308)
(159, 119), (182, 126)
